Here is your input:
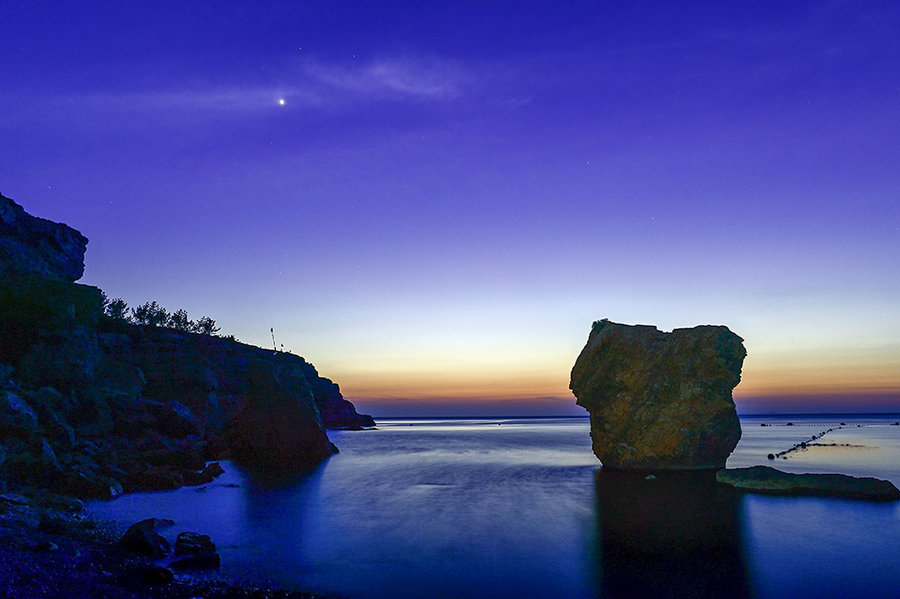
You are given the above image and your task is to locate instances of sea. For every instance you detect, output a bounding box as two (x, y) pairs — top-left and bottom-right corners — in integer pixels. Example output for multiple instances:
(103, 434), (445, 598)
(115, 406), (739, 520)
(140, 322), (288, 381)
(88, 414), (900, 599)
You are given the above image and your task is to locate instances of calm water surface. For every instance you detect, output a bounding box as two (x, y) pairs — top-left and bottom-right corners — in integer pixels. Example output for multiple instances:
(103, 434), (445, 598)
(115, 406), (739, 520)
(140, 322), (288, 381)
(88, 415), (900, 598)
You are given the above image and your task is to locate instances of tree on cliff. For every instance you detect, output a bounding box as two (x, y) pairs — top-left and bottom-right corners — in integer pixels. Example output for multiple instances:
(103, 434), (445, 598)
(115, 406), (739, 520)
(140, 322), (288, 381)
(105, 298), (130, 321)
(131, 301), (169, 327)
(193, 316), (220, 336)
(168, 308), (194, 332)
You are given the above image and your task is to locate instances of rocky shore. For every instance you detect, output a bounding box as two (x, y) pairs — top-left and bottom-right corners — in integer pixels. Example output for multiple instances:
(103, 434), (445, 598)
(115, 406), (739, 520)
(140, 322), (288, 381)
(1, 192), (370, 596)
(0, 488), (337, 598)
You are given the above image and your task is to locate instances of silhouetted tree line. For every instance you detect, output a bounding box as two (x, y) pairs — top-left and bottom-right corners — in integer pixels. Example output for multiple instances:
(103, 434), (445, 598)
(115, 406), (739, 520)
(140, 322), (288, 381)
(100, 293), (221, 335)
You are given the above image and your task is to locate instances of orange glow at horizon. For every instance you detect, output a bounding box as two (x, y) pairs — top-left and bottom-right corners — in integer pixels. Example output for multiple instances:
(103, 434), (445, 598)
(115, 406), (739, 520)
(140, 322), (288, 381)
(334, 347), (900, 411)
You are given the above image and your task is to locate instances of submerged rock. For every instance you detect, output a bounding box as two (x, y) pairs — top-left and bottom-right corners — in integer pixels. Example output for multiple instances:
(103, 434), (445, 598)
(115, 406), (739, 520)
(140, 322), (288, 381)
(716, 466), (900, 501)
(570, 319), (746, 470)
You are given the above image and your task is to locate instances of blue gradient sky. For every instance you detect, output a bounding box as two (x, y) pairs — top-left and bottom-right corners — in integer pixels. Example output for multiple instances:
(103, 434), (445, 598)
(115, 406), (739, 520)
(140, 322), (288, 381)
(2, 1), (898, 415)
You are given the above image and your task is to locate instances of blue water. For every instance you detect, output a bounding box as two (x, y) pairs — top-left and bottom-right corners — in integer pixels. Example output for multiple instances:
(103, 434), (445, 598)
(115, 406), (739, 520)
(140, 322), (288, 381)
(88, 415), (900, 598)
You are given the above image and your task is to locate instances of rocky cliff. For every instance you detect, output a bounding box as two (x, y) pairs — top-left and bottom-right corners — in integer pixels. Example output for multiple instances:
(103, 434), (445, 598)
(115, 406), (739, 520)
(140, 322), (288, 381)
(0, 193), (87, 282)
(570, 319), (745, 470)
(0, 191), (373, 499)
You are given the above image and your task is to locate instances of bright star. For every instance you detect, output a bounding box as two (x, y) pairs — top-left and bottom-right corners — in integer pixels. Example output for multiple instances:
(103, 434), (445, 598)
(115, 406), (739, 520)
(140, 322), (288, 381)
(278, 98), (285, 106)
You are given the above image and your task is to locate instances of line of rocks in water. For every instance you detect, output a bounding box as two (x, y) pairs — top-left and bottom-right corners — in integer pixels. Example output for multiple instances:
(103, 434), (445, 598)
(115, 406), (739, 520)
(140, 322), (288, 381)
(766, 425), (847, 461)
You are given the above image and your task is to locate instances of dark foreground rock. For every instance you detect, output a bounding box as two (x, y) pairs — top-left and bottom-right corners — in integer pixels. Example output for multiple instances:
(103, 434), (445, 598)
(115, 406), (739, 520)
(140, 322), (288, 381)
(116, 518), (173, 557)
(716, 466), (900, 501)
(174, 531), (216, 556)
(570, 319), (746, 470)
(0, 493), (334, 598)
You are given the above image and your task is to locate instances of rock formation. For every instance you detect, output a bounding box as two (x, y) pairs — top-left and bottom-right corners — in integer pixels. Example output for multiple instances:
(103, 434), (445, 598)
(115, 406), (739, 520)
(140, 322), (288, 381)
(229, 360), (337, 466)
(717, 466), (900, 501)
(570, 319), (745, 470)
(0, 191), (373, 499)
(0, 193), (87, 282)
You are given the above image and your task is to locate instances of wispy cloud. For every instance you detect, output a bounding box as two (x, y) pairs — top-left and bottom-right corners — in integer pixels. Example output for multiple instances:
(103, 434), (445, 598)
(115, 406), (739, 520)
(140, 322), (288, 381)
(301, 56), (471, 102)
(0, 54), (524, 132)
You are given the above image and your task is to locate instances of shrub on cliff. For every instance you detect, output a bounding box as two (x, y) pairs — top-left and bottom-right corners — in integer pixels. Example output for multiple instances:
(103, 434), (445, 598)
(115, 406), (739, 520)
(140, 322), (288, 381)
(131, 301), (169, 327)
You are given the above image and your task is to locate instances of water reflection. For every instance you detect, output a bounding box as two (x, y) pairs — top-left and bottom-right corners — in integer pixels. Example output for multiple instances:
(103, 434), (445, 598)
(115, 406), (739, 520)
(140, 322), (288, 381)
(594, 468), (752, 599)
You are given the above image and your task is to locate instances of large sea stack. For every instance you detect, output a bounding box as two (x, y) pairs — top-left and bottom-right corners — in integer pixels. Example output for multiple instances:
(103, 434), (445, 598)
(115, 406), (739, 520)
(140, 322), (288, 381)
(570, 319), (746, 470)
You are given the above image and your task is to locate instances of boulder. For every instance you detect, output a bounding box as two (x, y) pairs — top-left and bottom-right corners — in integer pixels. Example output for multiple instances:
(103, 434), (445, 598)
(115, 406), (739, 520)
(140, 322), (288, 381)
(54, 468), (123, 500)
(716, 466), (900, 501)
(0, 390), (39, 438)
(201, 461), (225, 478)
(116, 518), (173, 557)
(570, 319), (746, 470)
(229, 360), (336, 467)
(174, 531), (216, 555)
(180, 470), (214, 486)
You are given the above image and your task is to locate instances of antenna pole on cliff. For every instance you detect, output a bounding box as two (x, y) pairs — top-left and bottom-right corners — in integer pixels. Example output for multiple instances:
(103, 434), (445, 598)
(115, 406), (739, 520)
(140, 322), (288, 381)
(271, 327), (277, 352)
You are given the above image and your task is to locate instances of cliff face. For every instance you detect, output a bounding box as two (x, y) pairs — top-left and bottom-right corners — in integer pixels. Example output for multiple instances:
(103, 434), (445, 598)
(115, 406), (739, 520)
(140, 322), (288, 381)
(0, 193), (87, 282)
(0, 192), (373, 499)
(570, 319), (745, 470)
(96, 324), (374, 433)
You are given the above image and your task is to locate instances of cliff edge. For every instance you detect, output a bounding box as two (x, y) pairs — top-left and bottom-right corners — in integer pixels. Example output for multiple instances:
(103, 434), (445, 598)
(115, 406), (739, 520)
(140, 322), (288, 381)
(0, 191), (372, 499)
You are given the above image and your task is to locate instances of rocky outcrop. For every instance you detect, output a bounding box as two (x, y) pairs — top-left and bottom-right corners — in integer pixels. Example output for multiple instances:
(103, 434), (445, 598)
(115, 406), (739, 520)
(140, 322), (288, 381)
(96, 325), (374, 433)
(0, 192), (87, 282)
(312, 378), (376, 429)
(0, 191), (372, 499)
(230, 360), (337, 466)
(570, 319), (746, 470)
(716, 466), (900, 501)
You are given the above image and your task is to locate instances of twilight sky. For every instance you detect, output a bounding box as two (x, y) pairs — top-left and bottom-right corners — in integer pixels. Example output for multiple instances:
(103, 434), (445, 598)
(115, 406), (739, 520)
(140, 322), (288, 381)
(2, 1), (898, 415)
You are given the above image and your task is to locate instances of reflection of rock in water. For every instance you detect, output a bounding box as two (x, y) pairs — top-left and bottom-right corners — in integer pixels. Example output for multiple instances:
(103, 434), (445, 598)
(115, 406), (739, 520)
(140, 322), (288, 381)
(594, 468), (752, 599)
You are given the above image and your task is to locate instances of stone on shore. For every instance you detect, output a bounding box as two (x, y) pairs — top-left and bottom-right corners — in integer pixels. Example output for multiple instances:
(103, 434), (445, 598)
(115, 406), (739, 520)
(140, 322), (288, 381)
(716, 466), (900, 501)
(570, 319), (746, 470)
(174, 531), (216, 555)
(116, 518), (173, 557)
